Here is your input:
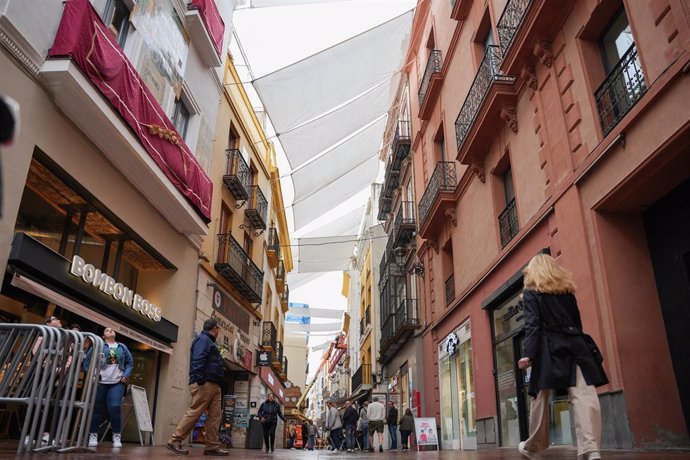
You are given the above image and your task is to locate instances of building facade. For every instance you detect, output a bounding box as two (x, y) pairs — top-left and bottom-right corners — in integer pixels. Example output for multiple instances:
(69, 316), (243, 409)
(405, 0), (689, 451)
(0, 0), (239, 445)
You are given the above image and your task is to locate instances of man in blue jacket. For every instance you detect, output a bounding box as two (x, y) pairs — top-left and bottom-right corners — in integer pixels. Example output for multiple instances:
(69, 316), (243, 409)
(167, 318), (228, 456)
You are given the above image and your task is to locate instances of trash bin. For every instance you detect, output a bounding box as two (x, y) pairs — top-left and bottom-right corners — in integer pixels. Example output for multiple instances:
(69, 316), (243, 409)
(245, 416), (264, 449)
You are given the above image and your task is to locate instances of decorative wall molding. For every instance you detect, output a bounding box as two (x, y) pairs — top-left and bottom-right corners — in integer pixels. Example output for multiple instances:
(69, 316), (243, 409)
(521, 64), (538, 91)
(533, 41), (553, 68)
(0, 16), (44, 75)
(500, 105), (519, 133)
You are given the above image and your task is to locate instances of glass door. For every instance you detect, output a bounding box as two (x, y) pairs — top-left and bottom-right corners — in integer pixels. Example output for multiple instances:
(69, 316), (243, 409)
(496, 337), (521, 447)
(456, 340), (476, 449)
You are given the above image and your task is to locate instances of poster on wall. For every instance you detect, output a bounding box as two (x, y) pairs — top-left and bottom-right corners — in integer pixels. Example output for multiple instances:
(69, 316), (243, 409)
(413, 417), (439, 450)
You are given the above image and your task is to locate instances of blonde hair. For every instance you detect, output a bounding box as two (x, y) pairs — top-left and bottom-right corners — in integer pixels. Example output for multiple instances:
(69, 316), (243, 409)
(523, 254), (576, 294)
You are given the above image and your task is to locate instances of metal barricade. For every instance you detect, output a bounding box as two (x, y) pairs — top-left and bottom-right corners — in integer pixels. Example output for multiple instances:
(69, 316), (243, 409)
(0, 324), (104, 454)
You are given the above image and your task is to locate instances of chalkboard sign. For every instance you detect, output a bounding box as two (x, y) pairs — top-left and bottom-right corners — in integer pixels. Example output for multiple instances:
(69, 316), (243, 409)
(130, 385), (153, 432)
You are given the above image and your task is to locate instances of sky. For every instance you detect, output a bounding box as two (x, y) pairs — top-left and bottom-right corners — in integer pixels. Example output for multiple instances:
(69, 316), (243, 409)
(232, 0), (416, 382)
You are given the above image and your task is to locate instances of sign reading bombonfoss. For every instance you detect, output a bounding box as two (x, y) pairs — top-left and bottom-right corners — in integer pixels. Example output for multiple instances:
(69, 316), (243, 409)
(69, 255), (162, 322)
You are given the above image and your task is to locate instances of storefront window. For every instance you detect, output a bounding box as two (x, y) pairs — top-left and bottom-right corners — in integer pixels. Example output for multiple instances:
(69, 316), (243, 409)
(456, 339), (476, 448)
(439, 355), (458, 448)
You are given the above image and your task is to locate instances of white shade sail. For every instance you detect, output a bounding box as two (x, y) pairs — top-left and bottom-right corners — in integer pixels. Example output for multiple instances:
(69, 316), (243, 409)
(251, 0), (353, 7)
(292, 116), (386, 202)
(285, 322), (342, 332)
(297, 234), (358, 273)
(279, 80), (394, 169)
(293, 161), (378, 231)
(253, 10), (412, 134)
(287, 307), (345, 319)
(302, 205), (364, 238)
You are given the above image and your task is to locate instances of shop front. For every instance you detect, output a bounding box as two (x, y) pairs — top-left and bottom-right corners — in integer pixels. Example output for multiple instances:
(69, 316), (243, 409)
(484, 277), (572, 448)
(438, 320), (476, 450)
(1, 154), (181, 443)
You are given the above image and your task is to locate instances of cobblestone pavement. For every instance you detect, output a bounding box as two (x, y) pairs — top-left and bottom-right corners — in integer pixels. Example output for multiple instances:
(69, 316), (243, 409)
(3, 444), (690, 459)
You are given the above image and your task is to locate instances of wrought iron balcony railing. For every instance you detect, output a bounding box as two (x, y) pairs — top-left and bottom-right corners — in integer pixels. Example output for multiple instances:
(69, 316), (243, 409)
(418, 162), (457, 227)
(418, 50), (442, 106)
(273, 341), (283, 368)
(382, 153), (400, 200)
(388, 201), (416, 254)
(282, 355), (288, 377)
(498, 198), (519, 247)
(360, 317), (365, 336)
(245, 185), (268, 230)
(395, 298), (419, 329)
(455, 46), (516, 152)
(391, 120), (412, 168)
(497, 0), (532, 57)
(261, 321), (277, 350)
(223, 149), (251, 203)
(445, 274), (455, 306)
(378, 195), (392, 221)
(380, 313), (396, 349)
(351, 363), (372, 391)
(276, 259), (286, 290)
(365, 305), (371, 326)
(267, 227), (280, 269)
(280, 284), (289, 308)
(595, 43), (646, 137)
(215, 233), (263, 303)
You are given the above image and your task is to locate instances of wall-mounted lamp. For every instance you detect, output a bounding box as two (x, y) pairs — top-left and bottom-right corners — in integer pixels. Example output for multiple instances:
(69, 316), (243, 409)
(393, 246), (424, 277)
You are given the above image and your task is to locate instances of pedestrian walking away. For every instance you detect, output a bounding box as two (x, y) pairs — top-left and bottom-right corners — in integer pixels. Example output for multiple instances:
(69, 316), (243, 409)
(325, 400), (344, 452)
(342, 401), (359, 452)
(367, 397), (386, 452)
(301, 419), (309, 449)
(258, 392), (286, 452)
(358, 401), (369, 451)
(386, 401), (399, 450)
(307, 419), (317, 450)
(399, 408), (414, 451)
(167, 318), (228, 456)
(517, 254), (608, 460)
(83, 326), (133, 449)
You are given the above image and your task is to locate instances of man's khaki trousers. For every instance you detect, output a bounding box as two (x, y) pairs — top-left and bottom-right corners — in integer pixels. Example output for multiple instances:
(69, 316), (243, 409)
(523, 366), (601, 457)
(168, 382), (222, 450)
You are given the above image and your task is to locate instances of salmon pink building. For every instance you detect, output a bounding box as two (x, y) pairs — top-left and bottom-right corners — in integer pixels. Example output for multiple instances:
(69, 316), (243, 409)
(406, 0), (690, 451)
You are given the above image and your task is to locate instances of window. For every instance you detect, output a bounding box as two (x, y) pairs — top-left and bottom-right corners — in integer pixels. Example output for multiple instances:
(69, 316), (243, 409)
(243, 232), (253, 259)
(503, 167), (515, 205)
(499, 167), (519, 247)
(434, 124), (446, 163)
(172, 97), (191, 140)
(228, 124), (240, 150)
(599, 9), (634, 73)
(104, 0), (131, 47)
(219, 202), (232, 235)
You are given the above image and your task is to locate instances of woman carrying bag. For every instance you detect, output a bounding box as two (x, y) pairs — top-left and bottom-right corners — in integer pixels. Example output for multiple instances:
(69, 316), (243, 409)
(517, 254), (608, 460)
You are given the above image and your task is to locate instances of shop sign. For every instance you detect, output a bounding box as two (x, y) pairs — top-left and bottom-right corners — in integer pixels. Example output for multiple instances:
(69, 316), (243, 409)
(222, 395), (236, 429)
(69, 255), (162, 321)
(256, 350), (272, 366)
(444, 332), (459, 356)
(413, 417), (439, 447)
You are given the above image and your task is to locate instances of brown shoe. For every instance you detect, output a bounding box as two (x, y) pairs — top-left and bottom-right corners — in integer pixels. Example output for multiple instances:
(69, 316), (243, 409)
(166, 442), (189, 455)
(204, 448), (230, 456)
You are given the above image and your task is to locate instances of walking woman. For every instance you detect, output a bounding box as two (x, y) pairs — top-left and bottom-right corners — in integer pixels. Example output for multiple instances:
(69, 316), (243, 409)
(398, 408), (414, 451)
(83, 327), (133, 449)
(517, 254), (608, 460)
(258, 392), (285, 452)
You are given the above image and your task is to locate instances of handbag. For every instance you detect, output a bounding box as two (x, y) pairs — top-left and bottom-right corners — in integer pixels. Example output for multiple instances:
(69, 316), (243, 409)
(582, 334), (603, 364)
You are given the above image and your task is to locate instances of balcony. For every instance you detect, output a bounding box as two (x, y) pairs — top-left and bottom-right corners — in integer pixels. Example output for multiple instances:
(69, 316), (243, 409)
(280, 284), (289, 311)
(386, 201), (416, 254)
(418, 50), (443, 120)
(276, 260), (286, 292)
(42, 0), (210, 234)
(418, 162), (457, 239)
(378, 195), (392, 221)
(267, 227), (281, 269)
(445, 274), (455, 306)
(245, 185), (268, 230)
(185, 0), (224, 67)
(380, 313), (396, 353)
(495, 0), (576, 75)
(215, 234), (263, 304)
(498, 198), (519, 248)
(272, 341), (283, 371)
(351, 363), (373, 393)
(450, 0), (472, 21)
(594, 43), (647, 137)
(379, 299), (420, 364)
(280, 355), (288, 381)
(391, 121), (412, 169)
(382, 154), (400, 201)
(261, 321), (278, 351)
(223, 149), (251, 203)
(455, 45), (517, 165)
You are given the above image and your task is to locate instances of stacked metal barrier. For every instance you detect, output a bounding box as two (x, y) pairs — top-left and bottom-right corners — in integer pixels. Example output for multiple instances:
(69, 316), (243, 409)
(0, 324), (104, 454)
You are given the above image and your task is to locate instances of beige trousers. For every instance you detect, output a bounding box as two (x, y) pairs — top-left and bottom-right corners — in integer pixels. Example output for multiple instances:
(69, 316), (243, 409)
(523, 366), (601, 457)
(168, 382), (222, 450)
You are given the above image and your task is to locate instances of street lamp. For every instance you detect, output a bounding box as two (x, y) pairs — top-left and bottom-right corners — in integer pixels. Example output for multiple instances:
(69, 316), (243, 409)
(393, 246), (424, 277)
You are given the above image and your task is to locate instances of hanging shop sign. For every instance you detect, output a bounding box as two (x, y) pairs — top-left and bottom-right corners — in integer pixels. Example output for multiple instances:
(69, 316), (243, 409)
(444, 332), (459, 356)
(69, 255), (162, 321)
(256, 350), (272, 366)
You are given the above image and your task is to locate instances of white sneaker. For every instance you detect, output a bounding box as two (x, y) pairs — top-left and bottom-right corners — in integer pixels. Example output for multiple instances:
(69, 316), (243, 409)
(518, 441), (540, 459)
(586, 452), (601, 460)
(112, 433), (122, 448)
(88, 433), (98, 448)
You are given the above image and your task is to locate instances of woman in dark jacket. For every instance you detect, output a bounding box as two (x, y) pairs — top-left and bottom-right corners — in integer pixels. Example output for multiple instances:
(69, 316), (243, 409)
(517, 254), (608, 460)
(398, 408), (415, 451)
(258, 393), (285, 453)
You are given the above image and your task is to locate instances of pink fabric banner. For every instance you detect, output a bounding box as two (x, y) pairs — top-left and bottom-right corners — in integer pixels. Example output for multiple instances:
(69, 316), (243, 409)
(190, 0), (225, 57)
(48, 0), (212, 222)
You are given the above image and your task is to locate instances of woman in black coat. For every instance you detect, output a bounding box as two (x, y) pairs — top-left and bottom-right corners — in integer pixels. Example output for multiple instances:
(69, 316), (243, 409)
(517, 254), (608, 460)
(258, 393), (285, 453)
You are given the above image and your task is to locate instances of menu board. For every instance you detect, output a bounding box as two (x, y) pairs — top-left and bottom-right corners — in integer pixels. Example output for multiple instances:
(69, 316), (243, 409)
(223, 395), (236, 429)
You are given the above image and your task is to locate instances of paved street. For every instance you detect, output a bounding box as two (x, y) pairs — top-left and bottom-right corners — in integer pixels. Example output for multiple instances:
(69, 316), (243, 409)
(2, 445), (690, 459)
